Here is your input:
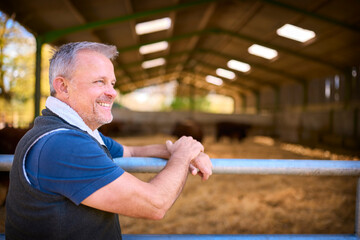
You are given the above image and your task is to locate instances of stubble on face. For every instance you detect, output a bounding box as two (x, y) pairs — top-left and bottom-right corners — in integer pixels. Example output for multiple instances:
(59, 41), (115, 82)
(71, 85), (114, 130)
(66, 50), (117, 130)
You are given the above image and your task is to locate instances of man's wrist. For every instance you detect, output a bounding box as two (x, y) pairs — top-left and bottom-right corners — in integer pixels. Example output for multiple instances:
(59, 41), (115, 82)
(169, 152), (192, 165)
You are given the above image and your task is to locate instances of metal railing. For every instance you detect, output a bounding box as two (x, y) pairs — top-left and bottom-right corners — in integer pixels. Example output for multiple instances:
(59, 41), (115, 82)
(0, 155), (359, 240)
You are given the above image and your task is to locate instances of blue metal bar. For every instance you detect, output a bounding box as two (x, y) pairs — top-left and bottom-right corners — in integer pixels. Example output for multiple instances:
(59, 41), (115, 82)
(0, 235), (356, 240)
(0, 234), (356, 240)
(116, 157), (360, 176)
(1, 155), (360, 176)
(122, 234), (358, 240)
(1, 155), (359, 239)
(0, 155), (12, 171)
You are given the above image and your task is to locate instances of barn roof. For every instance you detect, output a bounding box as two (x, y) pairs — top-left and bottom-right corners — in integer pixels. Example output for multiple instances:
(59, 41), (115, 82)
(1, 0), (360, 97)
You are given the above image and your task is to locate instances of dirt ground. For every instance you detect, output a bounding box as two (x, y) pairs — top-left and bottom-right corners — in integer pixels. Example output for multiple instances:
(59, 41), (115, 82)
(116, 135), (359, 235)
(1, 135), (359, 234)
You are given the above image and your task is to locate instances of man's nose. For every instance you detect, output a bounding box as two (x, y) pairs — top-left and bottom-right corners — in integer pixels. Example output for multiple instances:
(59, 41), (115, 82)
(105, 85), (117, 98)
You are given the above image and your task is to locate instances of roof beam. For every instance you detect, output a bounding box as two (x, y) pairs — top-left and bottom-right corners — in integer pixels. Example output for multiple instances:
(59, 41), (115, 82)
(195, 59), (278, 89)
(163, 0), (179, 73)
(62, 0), (135, 83)
(115, 28), (345, 72)
(117, 29), (211, 53)
(210, 28), (345, 72)
(119, 72), (180, 92)
(180, 72), (241, 96)
(197, 48), (306, 84)
(119, 48), (306, 85)
(123, 0), (149, 81)
(119, 67), (254, 101)
(256, 0), (360, 33)
(39, 0), (218, 43)
(189, 70), (254, 94)
(176, 1), (217, 72)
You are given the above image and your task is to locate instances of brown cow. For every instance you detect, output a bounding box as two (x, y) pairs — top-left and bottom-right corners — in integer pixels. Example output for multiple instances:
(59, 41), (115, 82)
(172, 119), (203, 143)
(216, 121), (251, 142)
(0, 126), (31, 206)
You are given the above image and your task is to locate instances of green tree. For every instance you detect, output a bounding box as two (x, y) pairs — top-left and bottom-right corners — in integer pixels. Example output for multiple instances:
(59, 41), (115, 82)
(170, 96), (210, 111)
(0, 11), (44, 127)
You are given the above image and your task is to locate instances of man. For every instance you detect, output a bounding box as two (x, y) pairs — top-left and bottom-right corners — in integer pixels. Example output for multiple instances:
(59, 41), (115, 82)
(5, 42), (212, 239)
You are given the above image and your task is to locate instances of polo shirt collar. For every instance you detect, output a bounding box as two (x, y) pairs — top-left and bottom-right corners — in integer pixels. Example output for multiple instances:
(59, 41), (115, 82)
(45, 96), (105, 145)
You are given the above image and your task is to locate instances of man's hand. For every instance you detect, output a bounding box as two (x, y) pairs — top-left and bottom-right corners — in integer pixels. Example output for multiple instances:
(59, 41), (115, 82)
(166, 138), (212, 181)
(189, 152), (212, 181)
(166, 136), (204, 163)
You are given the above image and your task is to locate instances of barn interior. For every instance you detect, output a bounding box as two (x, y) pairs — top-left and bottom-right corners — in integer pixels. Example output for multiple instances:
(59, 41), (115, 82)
(0, 0), (360, 235)
(0, 0), (360, 150)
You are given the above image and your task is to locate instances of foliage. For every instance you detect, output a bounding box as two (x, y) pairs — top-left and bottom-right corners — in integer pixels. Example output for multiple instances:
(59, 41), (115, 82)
(169, 96), (210, 111)
(0, 11), (50, 127)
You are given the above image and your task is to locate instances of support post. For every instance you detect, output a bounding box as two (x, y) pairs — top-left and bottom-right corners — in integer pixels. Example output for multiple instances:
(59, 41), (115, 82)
(344, 70), (352, 109)
(240, 93), (246, 113)
(356, 177), (360, 237)
(255, 91), (260, 114)
(274, 86), (280, 112)
(34, 37), (43, 119)
(302, 81), (308, 110)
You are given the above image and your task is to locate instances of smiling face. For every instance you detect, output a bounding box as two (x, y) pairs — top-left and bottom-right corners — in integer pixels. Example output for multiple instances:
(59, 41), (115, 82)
(64, 50), (117, 130)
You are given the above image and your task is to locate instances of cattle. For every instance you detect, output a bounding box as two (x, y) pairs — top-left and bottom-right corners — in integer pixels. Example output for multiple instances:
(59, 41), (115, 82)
(0, 126), (30, 154)
(172, 119), (203, 143)
(98, 120), (124, 137)
(0, 126), (31, 206)
(216, 121), (251, 142)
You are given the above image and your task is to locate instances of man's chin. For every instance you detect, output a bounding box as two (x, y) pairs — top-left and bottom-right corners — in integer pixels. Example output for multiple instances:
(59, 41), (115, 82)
(100, 115), (113, 125)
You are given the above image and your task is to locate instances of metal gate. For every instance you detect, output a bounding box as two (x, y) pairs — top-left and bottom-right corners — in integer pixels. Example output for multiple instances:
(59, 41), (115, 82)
(0, 155), (359, 240)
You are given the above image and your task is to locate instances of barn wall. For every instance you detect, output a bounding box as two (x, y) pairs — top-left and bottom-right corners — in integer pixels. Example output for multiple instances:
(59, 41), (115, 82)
(272, 71), (360, 149)
(110, 69), (360, 149)
(111, 108), (273, 137)
(260, 88), (276, 112)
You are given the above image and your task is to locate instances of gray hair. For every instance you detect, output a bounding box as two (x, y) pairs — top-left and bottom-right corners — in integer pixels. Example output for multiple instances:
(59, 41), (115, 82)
(49, 41), (118, 96)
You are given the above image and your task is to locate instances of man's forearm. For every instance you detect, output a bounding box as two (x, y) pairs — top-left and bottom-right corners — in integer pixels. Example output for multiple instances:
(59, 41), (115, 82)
(128, 144), (170, 159)
(148, 153), (190, 212)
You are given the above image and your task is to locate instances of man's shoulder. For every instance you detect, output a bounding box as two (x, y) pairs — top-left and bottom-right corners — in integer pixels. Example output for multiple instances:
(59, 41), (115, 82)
(29, 129), (109, 169)
(36, 129), (97, 153)
(43, 128), (89, 140)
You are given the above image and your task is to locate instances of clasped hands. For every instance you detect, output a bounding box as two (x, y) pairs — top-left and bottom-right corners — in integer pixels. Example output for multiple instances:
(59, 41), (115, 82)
(166, 136), (213, 181)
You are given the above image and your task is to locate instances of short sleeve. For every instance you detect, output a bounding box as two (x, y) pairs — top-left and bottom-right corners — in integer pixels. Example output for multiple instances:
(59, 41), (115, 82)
(25, 130), (124, 205)
(99, 132), (124, 158)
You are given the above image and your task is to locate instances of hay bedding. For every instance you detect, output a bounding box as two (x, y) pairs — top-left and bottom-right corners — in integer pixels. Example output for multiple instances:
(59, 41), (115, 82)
(0, 135), (358, 234)
(116, 135), (358, 234)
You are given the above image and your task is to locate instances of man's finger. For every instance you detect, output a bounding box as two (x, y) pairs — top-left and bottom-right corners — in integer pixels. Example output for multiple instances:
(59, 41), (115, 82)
(165, 140), (173, 152)
(189, 164), (199, 175)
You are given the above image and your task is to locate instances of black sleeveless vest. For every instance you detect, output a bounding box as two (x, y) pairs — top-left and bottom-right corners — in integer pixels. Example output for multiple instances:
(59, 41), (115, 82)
(5, 109), (122, 240)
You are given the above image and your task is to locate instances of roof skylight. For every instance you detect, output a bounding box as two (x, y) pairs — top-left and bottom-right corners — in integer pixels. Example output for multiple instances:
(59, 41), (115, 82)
(248, 44), (278, 60)
(216, 68), (236, 80)
(135, 17), (172, 35)
(206, 75), (223, 86)
(276, 24), (316, 43)
(141, 58), (166, 69)
(139, 41), (168, 55)
(227, 60), (251, 72)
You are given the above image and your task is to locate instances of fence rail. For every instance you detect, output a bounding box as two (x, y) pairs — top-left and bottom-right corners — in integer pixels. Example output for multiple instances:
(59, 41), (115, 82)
(122, 234), (358, 239)
(0, 155), (359, 239)
(1, 155), (360, 176)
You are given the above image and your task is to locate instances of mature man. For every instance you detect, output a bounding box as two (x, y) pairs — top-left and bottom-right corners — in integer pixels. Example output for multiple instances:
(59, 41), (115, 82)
(5, 42), (212, 239)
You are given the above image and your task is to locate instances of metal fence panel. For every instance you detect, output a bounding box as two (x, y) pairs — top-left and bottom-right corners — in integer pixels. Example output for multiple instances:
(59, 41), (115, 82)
(0, 155), (359, 239)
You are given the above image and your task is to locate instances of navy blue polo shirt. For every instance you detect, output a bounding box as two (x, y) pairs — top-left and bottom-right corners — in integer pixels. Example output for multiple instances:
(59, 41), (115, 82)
(25, 129), (125, 205)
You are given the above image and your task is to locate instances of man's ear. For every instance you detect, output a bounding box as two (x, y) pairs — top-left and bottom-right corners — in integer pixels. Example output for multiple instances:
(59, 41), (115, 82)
(53, 77), (69, 98)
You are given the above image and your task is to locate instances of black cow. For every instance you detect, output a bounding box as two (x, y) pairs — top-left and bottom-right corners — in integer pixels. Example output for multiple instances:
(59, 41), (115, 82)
(0, 126), (31, 206)
(172, 119), (203, 143)
(99, 120), (124, 137)
(216, 121), (251, 142)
